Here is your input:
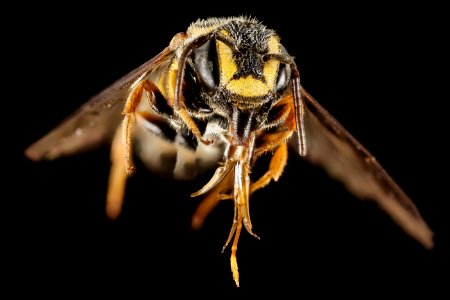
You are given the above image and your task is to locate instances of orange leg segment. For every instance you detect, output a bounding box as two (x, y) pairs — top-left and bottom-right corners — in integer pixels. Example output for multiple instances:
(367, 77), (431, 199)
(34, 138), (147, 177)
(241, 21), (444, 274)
(191, 171), (234, 230)
(106, 126), (128, 219)
(251, 142), (289, 194)
(122, 79), (162, 174)
(108, 79), (164, 218)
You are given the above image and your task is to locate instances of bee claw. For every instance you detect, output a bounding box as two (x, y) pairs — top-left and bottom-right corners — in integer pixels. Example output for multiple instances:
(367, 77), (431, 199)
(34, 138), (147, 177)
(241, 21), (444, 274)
(126, 165), (136, 175)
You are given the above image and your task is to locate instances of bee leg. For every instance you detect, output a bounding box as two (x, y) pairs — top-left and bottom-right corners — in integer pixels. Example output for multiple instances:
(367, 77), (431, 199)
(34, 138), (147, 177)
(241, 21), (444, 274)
(176, 109), (211, 145)
(229, 210), (243, 287)
(253, 130), (293, 159)
(173, 33), (214, 145)
(122, 80), (167, 174)
(106, 126), (128, 219)
(251, 143), (288, 193)
(191, 168), (234, 229)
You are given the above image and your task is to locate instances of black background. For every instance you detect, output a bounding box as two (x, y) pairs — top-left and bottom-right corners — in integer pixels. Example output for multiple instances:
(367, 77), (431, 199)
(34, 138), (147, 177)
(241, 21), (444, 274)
(9, 2), (449, 294)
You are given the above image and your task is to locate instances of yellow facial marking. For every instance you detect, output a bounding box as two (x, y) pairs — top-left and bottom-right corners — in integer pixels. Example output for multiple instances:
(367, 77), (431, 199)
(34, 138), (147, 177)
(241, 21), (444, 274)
(216, 32), (238, 84)
(217, 32), (281, 97)
(226, 77), (271, 97)
(264, 36), (281, 88)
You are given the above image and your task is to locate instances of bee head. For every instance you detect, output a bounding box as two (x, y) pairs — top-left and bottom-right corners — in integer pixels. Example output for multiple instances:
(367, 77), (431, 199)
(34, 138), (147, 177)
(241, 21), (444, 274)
(193, 20), (292, 102)
(186, 19), (294, 145)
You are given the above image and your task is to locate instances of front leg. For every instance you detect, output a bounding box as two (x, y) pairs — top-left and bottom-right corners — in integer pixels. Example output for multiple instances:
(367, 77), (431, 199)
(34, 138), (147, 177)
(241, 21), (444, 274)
(250, 142), (289, 194)
(122, 79), (173, 174)
(107, 79), (174, 218)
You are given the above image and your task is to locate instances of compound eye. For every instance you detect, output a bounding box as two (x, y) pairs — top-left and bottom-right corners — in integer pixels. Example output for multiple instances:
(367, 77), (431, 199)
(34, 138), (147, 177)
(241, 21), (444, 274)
(275, 45), (292, 93)
(194, 40), (220, 95)
(276, 63), (291, 93)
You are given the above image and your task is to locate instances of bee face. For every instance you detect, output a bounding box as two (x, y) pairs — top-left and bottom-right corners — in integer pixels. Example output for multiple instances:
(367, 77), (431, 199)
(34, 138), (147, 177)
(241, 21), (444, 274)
(188, 19), (293, 144)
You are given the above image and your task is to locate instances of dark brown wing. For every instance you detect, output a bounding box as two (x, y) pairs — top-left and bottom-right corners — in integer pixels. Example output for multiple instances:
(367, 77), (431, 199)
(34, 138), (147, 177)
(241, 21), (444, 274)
(25, 46), (174, 161)
(290, 87), (433, 249)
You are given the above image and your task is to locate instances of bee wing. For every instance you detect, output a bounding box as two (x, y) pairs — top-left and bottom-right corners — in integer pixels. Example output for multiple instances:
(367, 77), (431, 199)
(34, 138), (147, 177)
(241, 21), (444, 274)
(25, 46), (174, 161)
(290, 87), (434, 249)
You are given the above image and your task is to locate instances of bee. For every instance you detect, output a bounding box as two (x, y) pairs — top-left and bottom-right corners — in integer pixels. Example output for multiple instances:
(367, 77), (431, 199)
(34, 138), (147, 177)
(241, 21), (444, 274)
(25, 16), (434, 287)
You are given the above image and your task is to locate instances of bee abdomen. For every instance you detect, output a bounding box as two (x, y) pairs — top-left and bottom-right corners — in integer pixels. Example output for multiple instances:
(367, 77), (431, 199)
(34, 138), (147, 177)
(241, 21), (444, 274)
(134, 114), (223, 180)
